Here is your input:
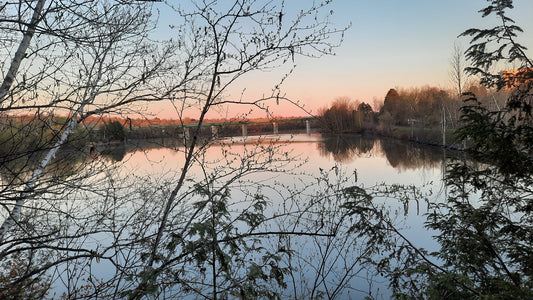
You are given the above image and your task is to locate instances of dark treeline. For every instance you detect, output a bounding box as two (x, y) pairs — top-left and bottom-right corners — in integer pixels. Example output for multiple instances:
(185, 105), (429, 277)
(0, 115), (313, 156)
(317, 134), (449, 170)
(319, 83), (509, 147)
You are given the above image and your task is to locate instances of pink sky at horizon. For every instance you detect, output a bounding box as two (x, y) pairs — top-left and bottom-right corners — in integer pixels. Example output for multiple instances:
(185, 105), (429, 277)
(147, 0), (533, 120)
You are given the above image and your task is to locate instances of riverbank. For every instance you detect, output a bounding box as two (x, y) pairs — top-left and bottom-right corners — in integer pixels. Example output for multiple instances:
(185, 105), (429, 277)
(350, 125), (464, 150)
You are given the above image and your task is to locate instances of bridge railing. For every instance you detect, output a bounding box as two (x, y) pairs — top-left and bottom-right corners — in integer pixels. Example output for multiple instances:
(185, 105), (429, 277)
(179, 117), (316, 138)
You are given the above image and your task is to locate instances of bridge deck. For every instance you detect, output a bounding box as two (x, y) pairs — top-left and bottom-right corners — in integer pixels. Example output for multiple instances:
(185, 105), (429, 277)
(181, 117), (315, 127)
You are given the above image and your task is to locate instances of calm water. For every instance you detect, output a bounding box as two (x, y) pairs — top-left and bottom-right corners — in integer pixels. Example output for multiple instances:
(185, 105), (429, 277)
(107, 134), (448, 298)
(119, 134), (447, 187)
(40, 133), (452, 299)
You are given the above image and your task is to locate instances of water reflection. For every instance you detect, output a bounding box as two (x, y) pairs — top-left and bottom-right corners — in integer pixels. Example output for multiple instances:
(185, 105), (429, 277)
(317, 135), (377, 162)
(100, 144), (127, 162)
(0, 148), (87, 184)
(318, 134), (445, 170)
(1, 133), (456, 299)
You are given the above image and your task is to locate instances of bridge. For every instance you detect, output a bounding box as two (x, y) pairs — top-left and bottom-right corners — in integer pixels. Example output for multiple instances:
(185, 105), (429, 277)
(180, 117), (316, 138)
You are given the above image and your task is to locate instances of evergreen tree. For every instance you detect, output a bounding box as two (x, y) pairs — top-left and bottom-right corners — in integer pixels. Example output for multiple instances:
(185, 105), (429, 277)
(102, 120), (126, 141)
(382, 1), (533, 298)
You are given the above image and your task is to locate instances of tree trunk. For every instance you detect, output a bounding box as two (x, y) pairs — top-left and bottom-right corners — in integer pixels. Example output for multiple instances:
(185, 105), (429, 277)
(0, 0), (46, 104)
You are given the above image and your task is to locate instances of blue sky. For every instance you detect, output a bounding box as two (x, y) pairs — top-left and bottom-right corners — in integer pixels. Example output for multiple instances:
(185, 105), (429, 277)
(278, 0), (533, 113)
(151, 0), (533, 118)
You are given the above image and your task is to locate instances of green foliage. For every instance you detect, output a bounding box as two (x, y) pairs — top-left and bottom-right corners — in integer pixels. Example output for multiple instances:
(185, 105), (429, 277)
(460, 0), (532, 89)
(456, 93), (533, 175)
(124, 182), (292, 299)
(386, 1), (533, 298)
(0, 118), (55, 157)
(0, 116), (89, 183)
(0, 115), (89, 157)
(101, 120), (126, 142)
(422, 91), (533, 298)
(67, 124), (89, 149)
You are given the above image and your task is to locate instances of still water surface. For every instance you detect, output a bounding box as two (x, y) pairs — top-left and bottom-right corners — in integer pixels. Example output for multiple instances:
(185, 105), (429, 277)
(101, 133), (450, 298)
(118, 134), (447, 187)
(39, 133), (453, 298)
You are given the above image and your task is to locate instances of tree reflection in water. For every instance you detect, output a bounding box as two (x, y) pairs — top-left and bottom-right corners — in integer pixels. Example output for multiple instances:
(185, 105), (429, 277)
(317, 134), (446, 171)
(317, 135), (377, 162)
(100, 144), (127, 162)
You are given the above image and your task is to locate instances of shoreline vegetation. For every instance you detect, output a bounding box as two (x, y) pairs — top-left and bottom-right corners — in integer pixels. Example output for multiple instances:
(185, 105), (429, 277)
(0, 112), (458, 157)
(5, 83), (502, 154)
(3, 0), (533, 298)
(316, 84), (511, 150)
(3, 79), (511, 154)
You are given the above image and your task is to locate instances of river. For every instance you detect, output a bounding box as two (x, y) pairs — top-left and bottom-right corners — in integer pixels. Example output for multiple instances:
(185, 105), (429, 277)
(87, 134), (450, 298)
(8, 133), (454, 299)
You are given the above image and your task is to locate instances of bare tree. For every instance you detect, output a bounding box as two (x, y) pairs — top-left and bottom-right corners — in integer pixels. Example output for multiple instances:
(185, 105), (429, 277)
(0, 0), (364, 299)
(0, 1), (178, 297)
(0, 0), (46, 102)
(449, 41), (469, 99)
(123, 1), (350, 298)
(446, 42), (468, 128)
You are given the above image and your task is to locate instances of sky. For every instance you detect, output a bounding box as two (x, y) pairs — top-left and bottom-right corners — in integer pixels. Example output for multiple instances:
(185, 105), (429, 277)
(150, 0), (533, 119)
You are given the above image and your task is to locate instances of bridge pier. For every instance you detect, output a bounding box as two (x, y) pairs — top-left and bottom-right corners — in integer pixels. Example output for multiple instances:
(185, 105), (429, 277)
(241, 124), (247, 137)
(306, 120), (311, 135)
(184, 127), (190, 142)
(273, 122), (278, 135)
(211, 125), (218, 138)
